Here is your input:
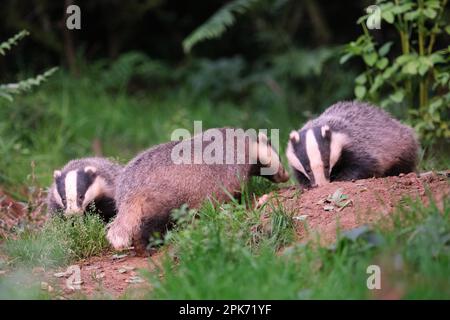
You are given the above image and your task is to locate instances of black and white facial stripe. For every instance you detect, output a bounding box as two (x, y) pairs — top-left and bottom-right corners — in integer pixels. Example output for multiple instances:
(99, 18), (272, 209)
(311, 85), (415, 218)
(53, 166), (99, 213)
(286, 125), (347, 187)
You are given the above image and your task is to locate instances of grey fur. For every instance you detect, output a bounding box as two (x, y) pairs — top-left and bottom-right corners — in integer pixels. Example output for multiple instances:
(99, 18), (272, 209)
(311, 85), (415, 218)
(288, 101), (420, 187)
(107, 128), (289, 252)
(47, 157), (123, 221)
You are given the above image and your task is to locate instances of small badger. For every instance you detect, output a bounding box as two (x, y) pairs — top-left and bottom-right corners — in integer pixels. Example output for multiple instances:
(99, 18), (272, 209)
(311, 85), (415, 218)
(107, 128), (289, 253)
(47, 157), (123, 222)
(286, 101), (419, 188)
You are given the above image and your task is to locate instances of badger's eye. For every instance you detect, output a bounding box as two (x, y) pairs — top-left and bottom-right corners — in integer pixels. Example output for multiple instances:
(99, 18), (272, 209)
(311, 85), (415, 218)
(79, 195), (84, 201)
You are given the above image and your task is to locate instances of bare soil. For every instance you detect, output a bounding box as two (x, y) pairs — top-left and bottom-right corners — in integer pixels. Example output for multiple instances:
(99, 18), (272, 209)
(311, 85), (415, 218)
(260, 171), (449, 245)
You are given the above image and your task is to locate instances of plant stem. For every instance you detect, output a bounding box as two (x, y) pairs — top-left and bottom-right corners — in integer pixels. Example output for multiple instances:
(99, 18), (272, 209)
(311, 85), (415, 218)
(418, 0), (428, 110)
(395, 0), (413, 114)
(427, 0), (448, 54)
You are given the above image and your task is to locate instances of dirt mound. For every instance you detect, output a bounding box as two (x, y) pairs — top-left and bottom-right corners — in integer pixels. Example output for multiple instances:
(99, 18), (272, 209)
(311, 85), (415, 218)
(262, 171), (449, 245)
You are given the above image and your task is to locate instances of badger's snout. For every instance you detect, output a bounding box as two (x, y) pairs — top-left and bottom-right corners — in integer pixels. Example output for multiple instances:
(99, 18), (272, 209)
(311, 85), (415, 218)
(272, 167), (290, 183)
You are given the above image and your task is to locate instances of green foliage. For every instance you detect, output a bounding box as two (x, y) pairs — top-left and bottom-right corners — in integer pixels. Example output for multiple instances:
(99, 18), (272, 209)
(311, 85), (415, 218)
(144, 195), (450, 299)
(183, 0), (260, 53)
(0, 30), (57, 101)
(93, 51), (173, 92)
(2, 214), (108, 267)
(0, 30), (29, 55)
(342, 0), (450, 144)
(0, 67), (58, 102)
(0, 65), (301, 195)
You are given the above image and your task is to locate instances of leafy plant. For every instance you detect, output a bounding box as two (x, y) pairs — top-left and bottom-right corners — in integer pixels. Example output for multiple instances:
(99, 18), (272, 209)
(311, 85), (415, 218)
(183, 0), (260, 53)
(341, 0), (450, 144)
(0, 30), (57, 101)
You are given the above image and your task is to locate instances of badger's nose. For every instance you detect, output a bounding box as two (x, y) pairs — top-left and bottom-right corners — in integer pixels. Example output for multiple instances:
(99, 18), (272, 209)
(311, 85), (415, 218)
(65, 206), (84, 216)
(276, 169), (290, 183)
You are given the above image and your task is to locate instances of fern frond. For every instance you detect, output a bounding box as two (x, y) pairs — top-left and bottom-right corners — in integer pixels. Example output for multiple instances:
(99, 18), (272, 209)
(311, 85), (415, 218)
(183, 0), (259, 53)
(0, 67), (58, 101)
(0, 30), (30, 56)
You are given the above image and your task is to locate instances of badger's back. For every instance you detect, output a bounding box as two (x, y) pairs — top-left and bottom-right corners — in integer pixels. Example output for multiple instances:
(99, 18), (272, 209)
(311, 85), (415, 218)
(116, 129), (253, 210)
(303, 101), (419, 176)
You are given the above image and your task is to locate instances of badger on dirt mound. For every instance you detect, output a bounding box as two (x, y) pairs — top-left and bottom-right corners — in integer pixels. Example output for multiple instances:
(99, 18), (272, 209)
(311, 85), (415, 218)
(107, 128), (289, 253)
(47, 157), (123, 222)
(286, 101), (419, 188)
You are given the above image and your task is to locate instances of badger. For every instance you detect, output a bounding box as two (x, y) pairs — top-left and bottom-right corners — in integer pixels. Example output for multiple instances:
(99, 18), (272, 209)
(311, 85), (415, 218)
(107, 128), (289, 253)
(47, 157), (123, 222)
(286, 101), (419, 188)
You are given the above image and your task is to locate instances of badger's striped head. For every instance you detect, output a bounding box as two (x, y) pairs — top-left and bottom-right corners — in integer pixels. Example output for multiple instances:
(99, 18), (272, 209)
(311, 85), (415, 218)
(286, 126), (347, 187)
(250, 132), (290, 183)
(52, 166), (109, 215)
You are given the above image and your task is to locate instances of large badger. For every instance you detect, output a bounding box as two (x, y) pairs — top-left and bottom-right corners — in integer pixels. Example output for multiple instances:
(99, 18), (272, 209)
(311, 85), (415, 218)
(107, 128), (289, 253)
(47, 157), (123, 222)
(286, 101), (419, 188)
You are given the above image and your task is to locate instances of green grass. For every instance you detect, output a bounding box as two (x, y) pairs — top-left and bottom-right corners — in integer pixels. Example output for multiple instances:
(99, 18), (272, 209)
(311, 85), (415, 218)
(2, 213), (108, 268)
(142, 196), (450, 299)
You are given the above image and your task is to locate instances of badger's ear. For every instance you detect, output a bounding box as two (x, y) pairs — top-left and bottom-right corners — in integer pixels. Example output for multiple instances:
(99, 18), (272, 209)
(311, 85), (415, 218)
(321, 125), (331, 140)
(84, 166), (97, 178)
(53, 170), (62, 179)
(289, 130), (300, 143)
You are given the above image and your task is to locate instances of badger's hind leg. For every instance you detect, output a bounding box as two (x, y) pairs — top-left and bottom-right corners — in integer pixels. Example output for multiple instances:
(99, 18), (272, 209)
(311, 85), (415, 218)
(384, 155), (417, 177)
(132, 211), (173, 255)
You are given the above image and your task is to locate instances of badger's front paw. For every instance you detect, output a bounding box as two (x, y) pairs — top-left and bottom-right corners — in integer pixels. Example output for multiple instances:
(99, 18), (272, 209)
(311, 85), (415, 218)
(106, 223), (132, 251)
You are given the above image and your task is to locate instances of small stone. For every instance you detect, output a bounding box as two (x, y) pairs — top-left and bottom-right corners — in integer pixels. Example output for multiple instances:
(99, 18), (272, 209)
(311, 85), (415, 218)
(95, 272), (105, 279)
(85, 265), (100, 271)
(112, 253), (128, 260)
(399, 173), (405, 177)
(118, 268), (127, 274)
(323, 205), (334, 211)
(293, 215), (308, 221)
(126, 276), (144, 284)
(53, 272), (67, 278)
(123, 266), (136, 271)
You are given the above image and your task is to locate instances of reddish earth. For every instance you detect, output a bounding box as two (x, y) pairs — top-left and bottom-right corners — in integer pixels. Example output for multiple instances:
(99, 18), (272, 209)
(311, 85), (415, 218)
(38, 250), (166, 299)
(1, 171), (449, 298)
(260, 171), (449, 245)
